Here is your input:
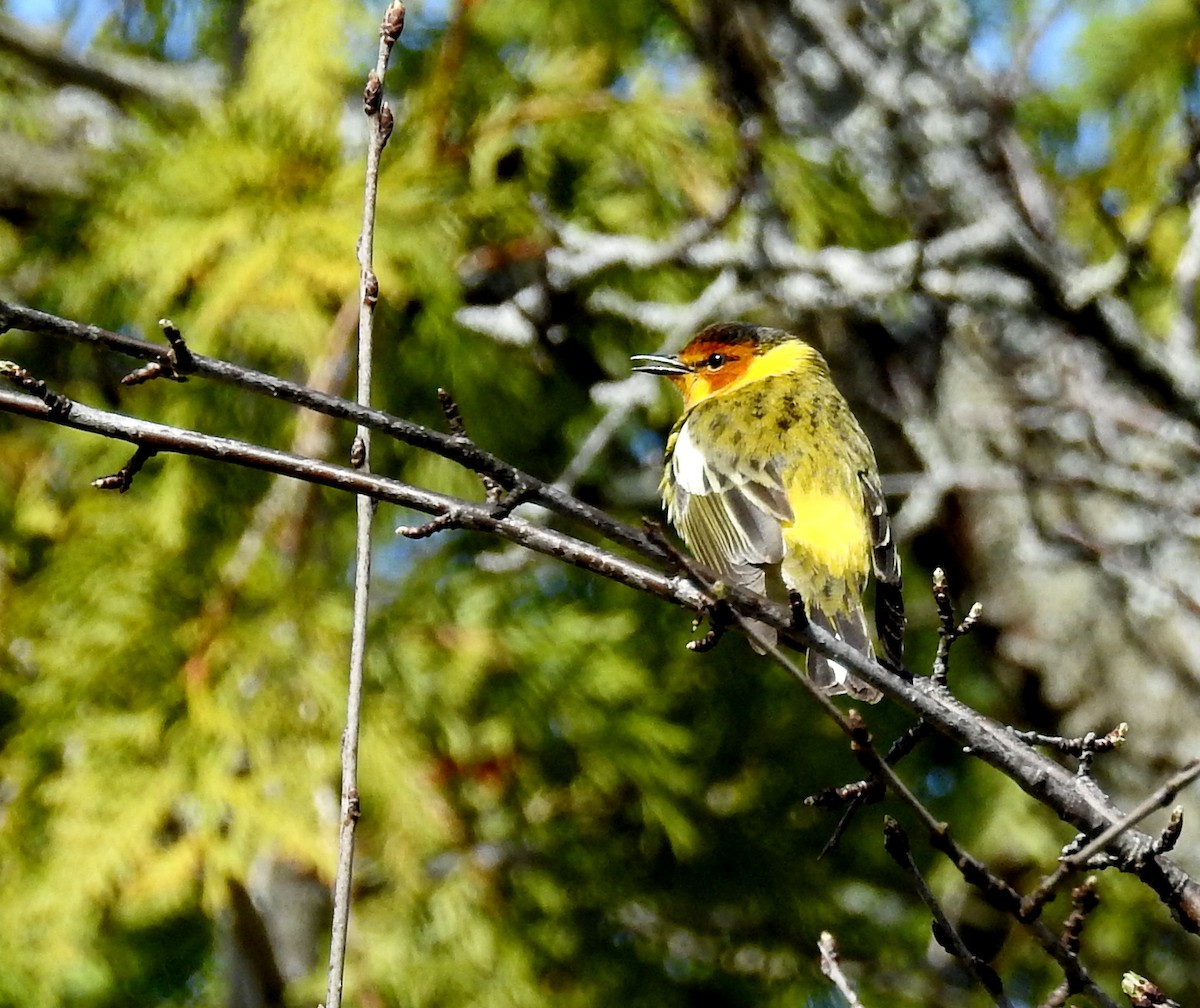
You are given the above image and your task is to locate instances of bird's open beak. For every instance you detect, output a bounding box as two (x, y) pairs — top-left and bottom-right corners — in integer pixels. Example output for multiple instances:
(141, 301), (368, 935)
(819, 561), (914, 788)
(630, 354), (691, 376)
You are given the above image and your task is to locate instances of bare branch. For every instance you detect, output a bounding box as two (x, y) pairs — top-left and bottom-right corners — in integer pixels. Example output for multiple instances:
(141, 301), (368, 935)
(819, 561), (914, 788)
(0, 11), (217, 112)
(1021, 760), (1200, 922)
(1012, 724), (1128, 761)
(884, 818), (1010, 1007)
(324, 2), (405, 1005)
(5, 367), (1200, 935)
(1039, 877), (1100, 1008)
(0, 385), (703, 609)
(931, 567), (982, 686)
(0, 299), (669, 564)
(818, 932), (866, 1008)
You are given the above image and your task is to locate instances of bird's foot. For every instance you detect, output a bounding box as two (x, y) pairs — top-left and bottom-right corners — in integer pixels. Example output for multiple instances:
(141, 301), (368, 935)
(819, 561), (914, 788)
(687, 599), (734, 652)
(787, 591), (809, 633)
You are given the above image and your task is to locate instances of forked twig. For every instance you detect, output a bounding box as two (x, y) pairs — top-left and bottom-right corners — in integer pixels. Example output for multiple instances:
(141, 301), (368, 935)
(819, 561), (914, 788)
(1021, 759), (1200, 921)
(91, 444), (158, 492)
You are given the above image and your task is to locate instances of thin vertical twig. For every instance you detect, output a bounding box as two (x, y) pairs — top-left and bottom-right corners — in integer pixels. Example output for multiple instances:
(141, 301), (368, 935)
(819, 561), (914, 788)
(818, 931), (867, 1008)
(324, 4), (405, 1007)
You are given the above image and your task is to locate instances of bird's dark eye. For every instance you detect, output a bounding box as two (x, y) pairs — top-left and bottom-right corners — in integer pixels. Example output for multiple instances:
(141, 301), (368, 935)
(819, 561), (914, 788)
(703, 353), (726, 370)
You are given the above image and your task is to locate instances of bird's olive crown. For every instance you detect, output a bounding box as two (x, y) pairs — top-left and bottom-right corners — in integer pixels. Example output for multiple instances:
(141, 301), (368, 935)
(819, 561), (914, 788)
(693, 322), (796, 352)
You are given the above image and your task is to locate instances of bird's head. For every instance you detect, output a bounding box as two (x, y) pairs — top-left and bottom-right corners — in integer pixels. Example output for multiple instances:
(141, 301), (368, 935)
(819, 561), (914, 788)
(631, 322), (818, 410)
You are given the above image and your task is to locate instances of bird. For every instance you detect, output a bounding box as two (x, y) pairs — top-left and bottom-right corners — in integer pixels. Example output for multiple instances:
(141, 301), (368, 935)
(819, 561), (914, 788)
(631, 322), (904, 702)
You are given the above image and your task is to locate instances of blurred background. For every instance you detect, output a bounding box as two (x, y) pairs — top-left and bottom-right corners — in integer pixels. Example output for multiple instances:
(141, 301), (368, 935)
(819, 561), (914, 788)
(2, 0), (1200, 1004)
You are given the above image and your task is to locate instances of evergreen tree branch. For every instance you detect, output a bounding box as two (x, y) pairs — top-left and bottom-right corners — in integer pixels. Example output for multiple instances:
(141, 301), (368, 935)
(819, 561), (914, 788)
(6, 0), (1200, 1001)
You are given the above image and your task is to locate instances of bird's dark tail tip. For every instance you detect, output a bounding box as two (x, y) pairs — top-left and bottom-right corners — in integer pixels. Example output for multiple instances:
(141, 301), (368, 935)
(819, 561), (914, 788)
(807, 606), (883, 704)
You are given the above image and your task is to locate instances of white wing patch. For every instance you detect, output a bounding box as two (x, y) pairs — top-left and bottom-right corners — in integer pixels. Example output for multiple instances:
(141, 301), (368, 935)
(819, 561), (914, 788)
(670, 421), (713, 495)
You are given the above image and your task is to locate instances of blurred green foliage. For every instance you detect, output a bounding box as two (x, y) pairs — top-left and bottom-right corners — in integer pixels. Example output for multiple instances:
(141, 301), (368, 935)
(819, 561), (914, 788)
(2, 0), (1198, 1005)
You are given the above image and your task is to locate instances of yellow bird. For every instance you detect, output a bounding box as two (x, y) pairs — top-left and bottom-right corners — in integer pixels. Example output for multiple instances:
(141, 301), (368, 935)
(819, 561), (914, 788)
(632, 322), (903, 702)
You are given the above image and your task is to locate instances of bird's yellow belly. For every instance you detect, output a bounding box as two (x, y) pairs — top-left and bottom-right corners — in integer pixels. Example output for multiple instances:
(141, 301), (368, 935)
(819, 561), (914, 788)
(780, 490), (870, 609)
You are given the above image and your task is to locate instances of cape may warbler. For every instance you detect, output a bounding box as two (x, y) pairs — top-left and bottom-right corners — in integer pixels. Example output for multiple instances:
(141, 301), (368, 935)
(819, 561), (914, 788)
(632, 322), (903, 702)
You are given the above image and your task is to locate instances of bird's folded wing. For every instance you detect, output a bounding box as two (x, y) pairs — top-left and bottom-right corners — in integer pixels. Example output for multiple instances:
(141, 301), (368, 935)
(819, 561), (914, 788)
(668, 419), (791, 575)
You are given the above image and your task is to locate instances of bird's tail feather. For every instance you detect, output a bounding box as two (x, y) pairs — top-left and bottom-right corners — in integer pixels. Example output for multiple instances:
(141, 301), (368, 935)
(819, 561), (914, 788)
(874, 580), (905, 668)
(807, 605), (883, 703)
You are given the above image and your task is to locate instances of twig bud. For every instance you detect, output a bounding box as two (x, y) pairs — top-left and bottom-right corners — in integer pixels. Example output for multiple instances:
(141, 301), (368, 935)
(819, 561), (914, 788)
(381, 0), (405, 46)
(1122, 971), (1180, 1008)
(1153, 807), (1184, 856)
(92, 446), (156, 493)
(437, 387), (466, 436)
(957, 601), (984, 636)
(364, 70), (382, 115)
(378, 103), (395, 145)
(1070, 876), (1099, 913)
(0, 360), (71, 414)
(362, 269), (379, 307)
(158, 317), (194, 373)
(882, 815), (910, 860)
